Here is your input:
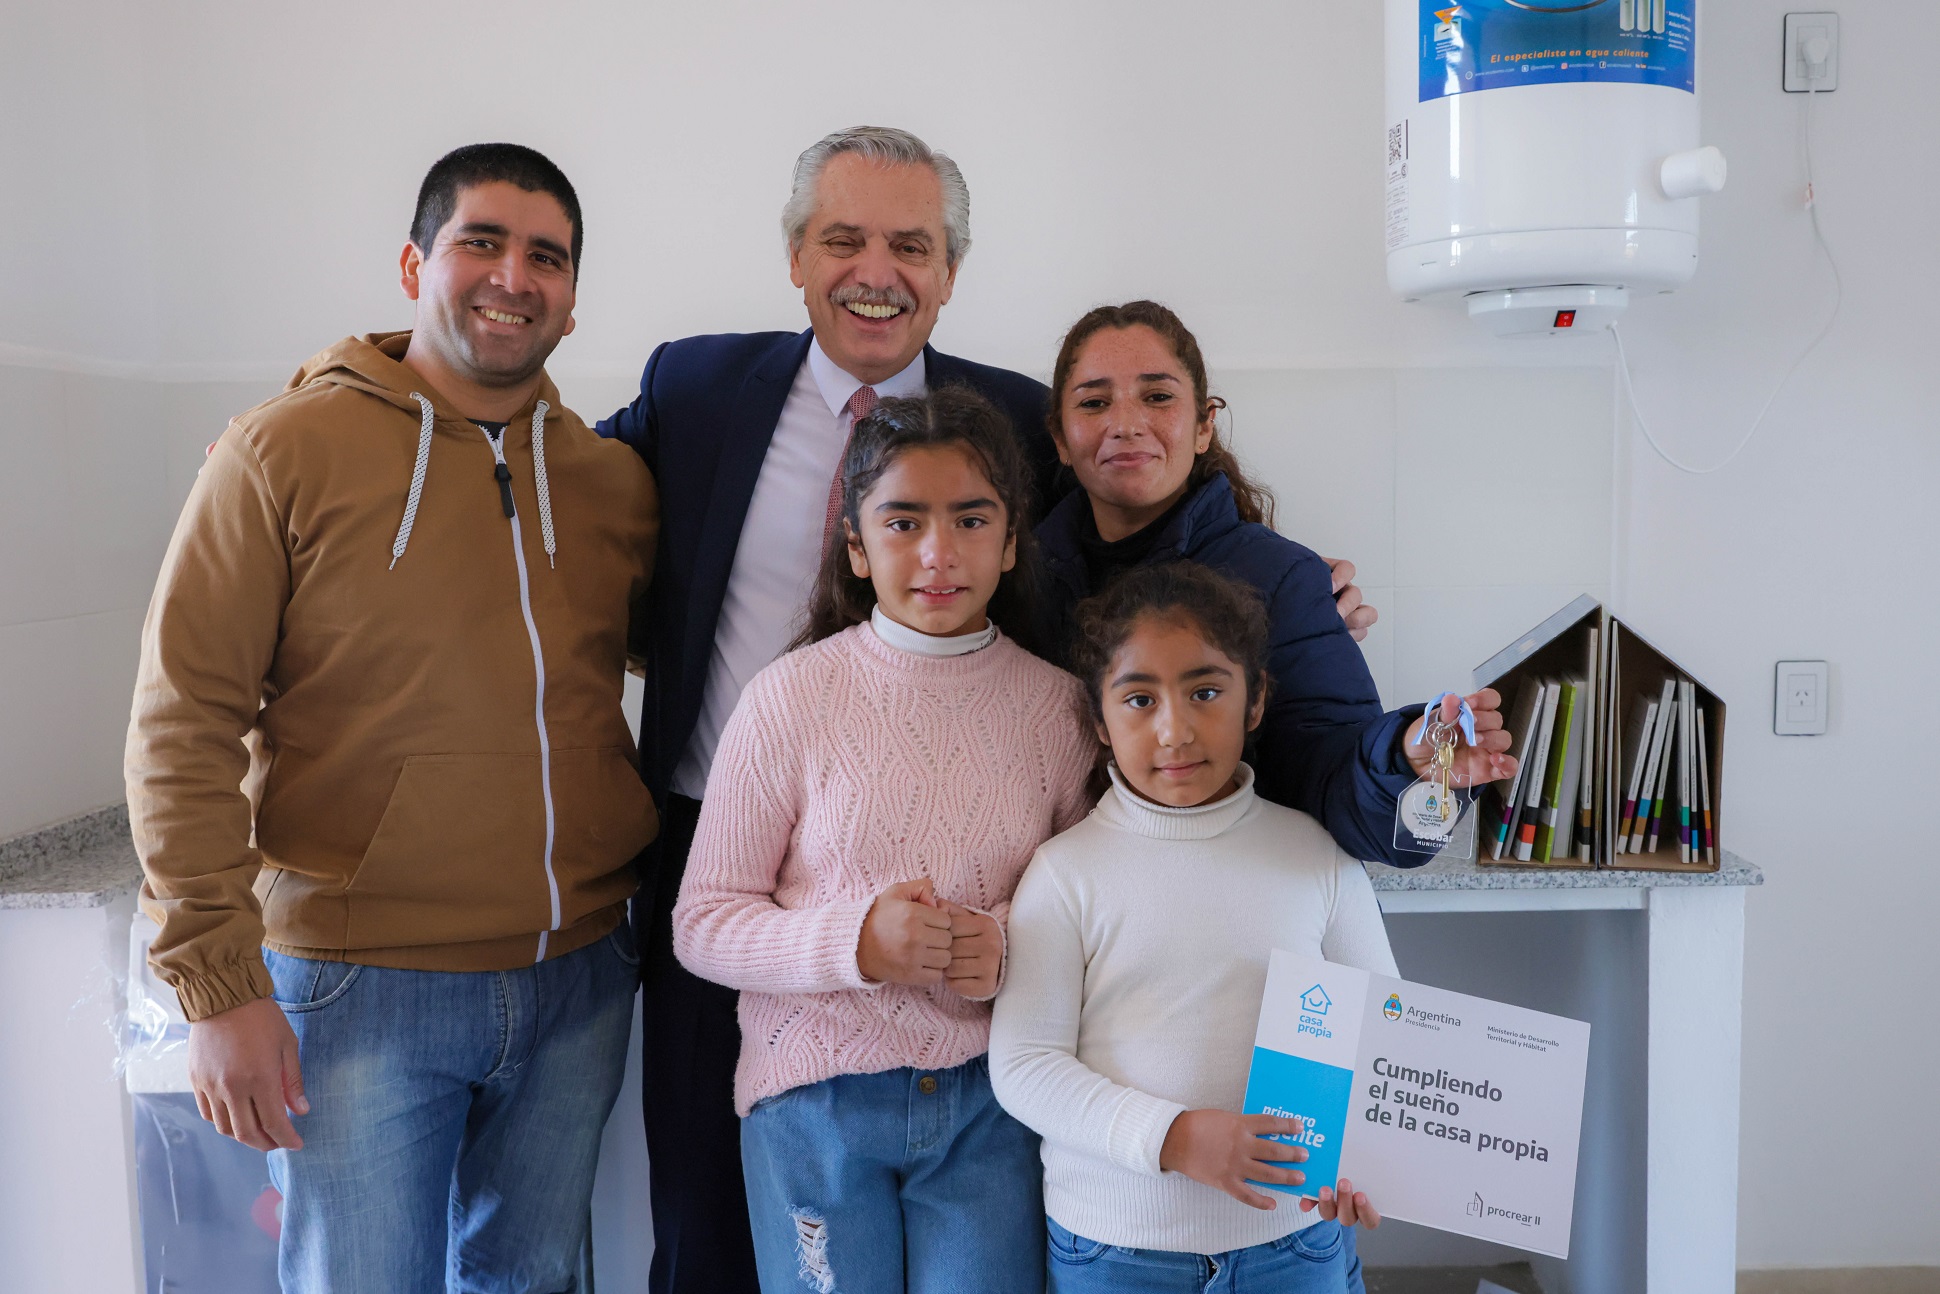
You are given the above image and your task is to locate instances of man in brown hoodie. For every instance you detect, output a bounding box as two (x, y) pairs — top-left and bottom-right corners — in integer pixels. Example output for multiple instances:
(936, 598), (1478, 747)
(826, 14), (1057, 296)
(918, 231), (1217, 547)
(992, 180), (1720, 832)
(125, 144), (658, 1293)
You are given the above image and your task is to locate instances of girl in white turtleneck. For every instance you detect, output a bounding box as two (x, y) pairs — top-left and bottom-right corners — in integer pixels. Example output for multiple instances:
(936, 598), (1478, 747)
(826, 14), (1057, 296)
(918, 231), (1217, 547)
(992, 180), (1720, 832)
(674, 387), (1094, 1294)
(990, 561), (1395, 1294)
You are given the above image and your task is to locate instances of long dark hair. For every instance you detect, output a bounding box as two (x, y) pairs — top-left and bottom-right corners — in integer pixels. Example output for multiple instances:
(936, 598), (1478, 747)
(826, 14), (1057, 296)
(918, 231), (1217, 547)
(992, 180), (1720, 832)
(1069, 562), (1273, 728)
(1047, 300), (1277, 529)
(792, 384), (1043, 651)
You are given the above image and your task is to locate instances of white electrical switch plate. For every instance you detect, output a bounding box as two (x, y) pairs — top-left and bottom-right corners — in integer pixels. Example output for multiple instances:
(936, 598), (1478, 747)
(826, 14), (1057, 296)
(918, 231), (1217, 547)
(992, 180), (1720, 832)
(1784, 12), (1840, 92)
(1774, 660), (1829, 735)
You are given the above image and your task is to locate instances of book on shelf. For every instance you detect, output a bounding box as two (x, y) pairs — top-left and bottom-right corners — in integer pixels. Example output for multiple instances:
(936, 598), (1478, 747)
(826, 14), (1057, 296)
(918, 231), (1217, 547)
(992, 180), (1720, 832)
(1615, 692), (1658, 852)
(1473, 595), (1724, 872)
(1531, 679), (1582, 865)
(1677, 680), (1697, 864)
(1575, 629), (1599, 863)
(1514, 680), (1561, 862)
(1629, 677), (1677, 854)
(1489, 679), (1547, 861)
(1641, 693), (1677, 855)
(1696, 704), (1717, 865)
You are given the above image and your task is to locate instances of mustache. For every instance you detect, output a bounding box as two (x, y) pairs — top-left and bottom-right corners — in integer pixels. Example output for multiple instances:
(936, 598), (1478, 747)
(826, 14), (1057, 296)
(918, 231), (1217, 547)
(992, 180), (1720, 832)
(830, 283), (916, 312)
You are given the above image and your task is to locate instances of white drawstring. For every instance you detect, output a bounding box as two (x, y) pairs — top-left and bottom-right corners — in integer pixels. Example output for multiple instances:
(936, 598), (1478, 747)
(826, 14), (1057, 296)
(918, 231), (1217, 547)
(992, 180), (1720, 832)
(391, 393), (557, 569)
(530, 400), (556, 568)
(390, 392), (436, 568)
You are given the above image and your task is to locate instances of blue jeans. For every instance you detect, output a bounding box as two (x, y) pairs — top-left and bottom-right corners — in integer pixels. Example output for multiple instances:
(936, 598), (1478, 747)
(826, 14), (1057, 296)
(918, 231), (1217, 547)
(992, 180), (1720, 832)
(1046, 1216), (1364, 1294)
(740, 1054), (1043, 1294)
(263, 926), (638, 1294)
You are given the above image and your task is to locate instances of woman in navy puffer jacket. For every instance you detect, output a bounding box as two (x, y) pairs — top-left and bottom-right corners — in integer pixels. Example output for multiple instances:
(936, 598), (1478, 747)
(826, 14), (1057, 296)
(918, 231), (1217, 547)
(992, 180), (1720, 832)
(1032, 301), (1517, 866)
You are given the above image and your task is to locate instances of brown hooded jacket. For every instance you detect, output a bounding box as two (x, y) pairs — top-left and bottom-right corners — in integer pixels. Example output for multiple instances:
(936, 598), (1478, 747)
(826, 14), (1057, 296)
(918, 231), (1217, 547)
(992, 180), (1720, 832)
(126, 332), (659, 1020)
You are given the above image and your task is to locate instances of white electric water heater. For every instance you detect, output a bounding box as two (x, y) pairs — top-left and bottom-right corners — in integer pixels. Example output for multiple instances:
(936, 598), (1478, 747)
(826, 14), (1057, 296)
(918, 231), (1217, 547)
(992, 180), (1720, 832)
(1385, 0), (1724, 336)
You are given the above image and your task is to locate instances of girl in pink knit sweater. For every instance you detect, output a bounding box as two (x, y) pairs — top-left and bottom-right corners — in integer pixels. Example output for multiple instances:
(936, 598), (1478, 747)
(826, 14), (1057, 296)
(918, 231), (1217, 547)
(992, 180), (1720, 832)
(674, 387), (1096, 1294)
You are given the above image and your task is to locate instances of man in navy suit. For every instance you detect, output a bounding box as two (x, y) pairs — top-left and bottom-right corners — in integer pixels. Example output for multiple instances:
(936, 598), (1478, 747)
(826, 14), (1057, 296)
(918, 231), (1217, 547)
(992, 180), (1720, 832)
(599, 126), (1378, 1292)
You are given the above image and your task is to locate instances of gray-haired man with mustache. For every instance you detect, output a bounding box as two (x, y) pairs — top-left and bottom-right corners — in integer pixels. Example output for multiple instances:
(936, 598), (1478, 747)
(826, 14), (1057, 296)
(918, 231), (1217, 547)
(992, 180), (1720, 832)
(596, 126), (1058, 1294)
(600, 125), (1378, 1291)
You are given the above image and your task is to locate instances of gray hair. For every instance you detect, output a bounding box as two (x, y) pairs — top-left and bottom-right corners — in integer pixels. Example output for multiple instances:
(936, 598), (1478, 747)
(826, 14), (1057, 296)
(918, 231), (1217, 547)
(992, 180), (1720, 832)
(781, 126), (972, 267)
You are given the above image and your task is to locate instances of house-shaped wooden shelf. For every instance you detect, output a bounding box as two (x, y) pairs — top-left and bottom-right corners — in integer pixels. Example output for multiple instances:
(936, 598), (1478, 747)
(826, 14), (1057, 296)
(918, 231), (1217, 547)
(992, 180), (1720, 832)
(1472, 595), (1724, 873)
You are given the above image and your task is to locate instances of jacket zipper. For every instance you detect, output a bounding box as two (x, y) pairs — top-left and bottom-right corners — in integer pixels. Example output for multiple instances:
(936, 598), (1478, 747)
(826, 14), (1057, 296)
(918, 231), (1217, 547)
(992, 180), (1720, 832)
(481, 424), (561, 962)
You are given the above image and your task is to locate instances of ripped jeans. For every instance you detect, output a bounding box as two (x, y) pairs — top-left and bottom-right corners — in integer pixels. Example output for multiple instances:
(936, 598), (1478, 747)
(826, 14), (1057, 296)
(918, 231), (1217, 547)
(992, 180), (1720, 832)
(740, 1054), (1044, 1293)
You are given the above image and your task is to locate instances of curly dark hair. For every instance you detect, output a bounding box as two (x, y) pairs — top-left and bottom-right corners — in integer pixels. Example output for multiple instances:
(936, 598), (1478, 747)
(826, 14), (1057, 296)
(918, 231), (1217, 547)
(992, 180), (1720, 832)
(792, 384), (1043, 651)
(1069, 561), (1272, 727)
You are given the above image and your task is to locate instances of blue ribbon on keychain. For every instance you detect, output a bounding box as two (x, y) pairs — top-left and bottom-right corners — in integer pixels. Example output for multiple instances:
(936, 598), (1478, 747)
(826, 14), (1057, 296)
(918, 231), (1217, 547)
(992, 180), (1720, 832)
(1422, 691), (1477, 747)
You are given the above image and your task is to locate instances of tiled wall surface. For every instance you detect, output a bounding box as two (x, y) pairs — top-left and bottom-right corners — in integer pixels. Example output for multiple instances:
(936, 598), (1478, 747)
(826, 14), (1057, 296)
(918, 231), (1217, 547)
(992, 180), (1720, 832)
(0, 362), (1611, 838)
(1219, 365), (1613, 710)
(0, 368), (276, 838)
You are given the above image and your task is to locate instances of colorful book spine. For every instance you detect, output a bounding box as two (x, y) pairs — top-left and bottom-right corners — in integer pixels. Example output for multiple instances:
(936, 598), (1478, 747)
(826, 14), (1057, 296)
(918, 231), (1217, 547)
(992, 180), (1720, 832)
(1576, 628), (1600, 863)
(1532, 683), (1579, 864)
(1697, 705), (1717, 864)
(1629, 679), (1677, 854)
(1490, 796), (1514, 859)
(1678, 681), (1696, 864)
(1642, 700), (1676, 854)
(1616, 697), (1657, 852)
(1516, 682), (1560, 863)
(1490, 680), (1545, 861)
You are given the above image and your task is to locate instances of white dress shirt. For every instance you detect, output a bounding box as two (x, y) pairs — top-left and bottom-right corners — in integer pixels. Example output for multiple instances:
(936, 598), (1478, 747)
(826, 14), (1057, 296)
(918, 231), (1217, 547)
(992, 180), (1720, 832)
(671, 339), (926, 800)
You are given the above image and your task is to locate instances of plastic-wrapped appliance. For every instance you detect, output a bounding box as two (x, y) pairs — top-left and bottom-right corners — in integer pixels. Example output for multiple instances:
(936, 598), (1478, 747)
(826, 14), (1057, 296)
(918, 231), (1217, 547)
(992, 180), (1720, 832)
(1385, 0), (1725, 336)
(125, 913), (282, 1293)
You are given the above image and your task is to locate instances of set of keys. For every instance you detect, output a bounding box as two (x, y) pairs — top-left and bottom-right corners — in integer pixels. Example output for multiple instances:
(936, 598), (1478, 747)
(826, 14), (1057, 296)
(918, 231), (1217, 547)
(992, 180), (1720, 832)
(1394, 692), (1480, 858)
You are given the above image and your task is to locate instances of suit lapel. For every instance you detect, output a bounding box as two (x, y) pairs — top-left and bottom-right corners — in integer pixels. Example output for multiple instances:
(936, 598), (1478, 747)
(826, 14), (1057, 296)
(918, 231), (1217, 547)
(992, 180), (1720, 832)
(924, 344), (959, 390)
(683, 329), (814, 673)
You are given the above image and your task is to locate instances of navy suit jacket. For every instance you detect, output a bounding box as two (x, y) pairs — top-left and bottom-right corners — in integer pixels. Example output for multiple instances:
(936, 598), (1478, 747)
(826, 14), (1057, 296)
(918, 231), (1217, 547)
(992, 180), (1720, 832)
(1036, 474), (1423, 865)
(596, 329), (1058, 806)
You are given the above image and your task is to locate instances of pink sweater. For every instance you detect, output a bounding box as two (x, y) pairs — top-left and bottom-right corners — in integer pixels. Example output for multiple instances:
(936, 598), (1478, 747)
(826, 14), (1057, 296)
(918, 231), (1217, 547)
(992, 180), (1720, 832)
(674, 622), (1096, 1116)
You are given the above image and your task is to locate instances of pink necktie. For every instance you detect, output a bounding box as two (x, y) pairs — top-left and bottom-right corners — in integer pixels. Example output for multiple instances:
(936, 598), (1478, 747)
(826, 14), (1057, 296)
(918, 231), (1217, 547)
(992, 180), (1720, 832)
(822, 386), (878, 551)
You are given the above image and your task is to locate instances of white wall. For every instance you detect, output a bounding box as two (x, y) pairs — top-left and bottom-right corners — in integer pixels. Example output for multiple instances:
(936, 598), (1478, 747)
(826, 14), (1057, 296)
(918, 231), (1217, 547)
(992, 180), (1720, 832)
(1609, 1), (1940, 1269)
(0, 1), (155, 365)
(1, 0), (1931, 1279)
(0, 0), (160, 838)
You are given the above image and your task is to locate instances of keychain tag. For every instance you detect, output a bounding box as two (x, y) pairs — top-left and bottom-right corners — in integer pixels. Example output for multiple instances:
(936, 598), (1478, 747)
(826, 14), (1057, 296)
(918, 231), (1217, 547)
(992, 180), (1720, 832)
(1394, 691), (1480, 859)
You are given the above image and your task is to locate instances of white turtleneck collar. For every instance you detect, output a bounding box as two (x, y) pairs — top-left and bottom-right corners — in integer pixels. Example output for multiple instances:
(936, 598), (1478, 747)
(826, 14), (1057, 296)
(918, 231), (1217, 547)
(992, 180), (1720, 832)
(1096, 761), (1259, 842)
(869, 605), (999, 657)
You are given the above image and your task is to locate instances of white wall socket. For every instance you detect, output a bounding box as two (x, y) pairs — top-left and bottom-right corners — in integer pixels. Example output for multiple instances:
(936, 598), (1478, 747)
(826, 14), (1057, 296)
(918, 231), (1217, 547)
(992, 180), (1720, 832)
(1774, 660), (1829, 735)
(1784, 12), (1840, 92)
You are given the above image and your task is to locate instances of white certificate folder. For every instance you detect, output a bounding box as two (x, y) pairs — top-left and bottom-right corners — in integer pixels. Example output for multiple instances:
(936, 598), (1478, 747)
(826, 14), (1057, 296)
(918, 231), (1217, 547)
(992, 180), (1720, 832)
(1241, 951), (1591, 1258)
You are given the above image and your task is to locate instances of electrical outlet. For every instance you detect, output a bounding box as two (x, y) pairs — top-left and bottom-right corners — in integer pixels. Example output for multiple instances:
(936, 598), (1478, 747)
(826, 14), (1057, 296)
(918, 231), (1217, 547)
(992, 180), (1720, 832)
(1774, 660), (1829, 735)
(1784, 12), (1840, 92)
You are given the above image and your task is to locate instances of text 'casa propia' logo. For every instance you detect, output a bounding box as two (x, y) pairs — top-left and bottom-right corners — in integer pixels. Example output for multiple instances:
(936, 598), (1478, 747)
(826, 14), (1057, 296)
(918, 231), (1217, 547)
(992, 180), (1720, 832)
(1383, 993), (1403, 1021)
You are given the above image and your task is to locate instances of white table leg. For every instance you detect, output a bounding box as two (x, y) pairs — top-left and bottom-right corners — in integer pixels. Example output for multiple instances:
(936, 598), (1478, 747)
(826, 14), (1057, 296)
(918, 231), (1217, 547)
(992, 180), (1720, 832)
(1646, 885), (1746, 1292)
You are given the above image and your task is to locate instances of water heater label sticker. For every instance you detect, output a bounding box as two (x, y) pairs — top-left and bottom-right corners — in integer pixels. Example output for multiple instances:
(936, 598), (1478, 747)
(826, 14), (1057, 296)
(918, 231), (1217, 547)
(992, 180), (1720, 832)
(1420, 0), (1695, 103)
(1385, 119), (1410, 251)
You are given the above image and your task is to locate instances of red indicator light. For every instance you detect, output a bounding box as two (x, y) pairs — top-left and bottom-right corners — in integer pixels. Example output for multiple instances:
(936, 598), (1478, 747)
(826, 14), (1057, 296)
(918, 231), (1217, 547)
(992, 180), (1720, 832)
(1554, 310), (1577, 328)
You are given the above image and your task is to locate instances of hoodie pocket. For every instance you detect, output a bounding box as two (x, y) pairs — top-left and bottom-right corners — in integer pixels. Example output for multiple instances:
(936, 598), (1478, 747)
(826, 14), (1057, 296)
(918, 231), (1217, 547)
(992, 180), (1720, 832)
(547, 745), (658, 912)
(345, 748), (654, 952)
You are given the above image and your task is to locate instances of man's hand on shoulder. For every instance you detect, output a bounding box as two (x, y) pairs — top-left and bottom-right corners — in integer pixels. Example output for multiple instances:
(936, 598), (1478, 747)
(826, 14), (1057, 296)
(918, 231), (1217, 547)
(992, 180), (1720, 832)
(188, 995), (308, 1152)
(1324, 557), (1379, 643)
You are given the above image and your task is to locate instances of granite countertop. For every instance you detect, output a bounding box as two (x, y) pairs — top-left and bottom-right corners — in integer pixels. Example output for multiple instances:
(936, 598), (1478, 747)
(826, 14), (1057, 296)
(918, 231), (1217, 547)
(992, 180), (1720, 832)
(1, 803), (1762, 911)
(0, 804), (142, 910)
(1367, 848), (1762, 891)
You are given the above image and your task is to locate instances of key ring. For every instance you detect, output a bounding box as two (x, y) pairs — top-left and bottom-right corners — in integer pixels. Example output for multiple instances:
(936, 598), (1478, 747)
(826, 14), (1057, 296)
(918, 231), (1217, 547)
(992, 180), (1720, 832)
(1395, 692), (1482, 858)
